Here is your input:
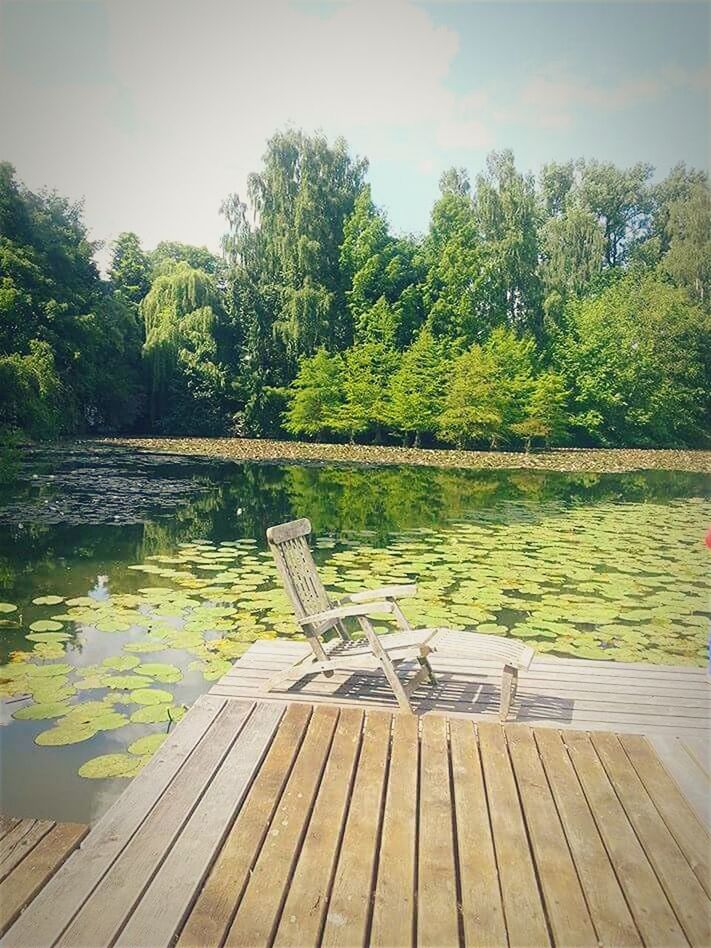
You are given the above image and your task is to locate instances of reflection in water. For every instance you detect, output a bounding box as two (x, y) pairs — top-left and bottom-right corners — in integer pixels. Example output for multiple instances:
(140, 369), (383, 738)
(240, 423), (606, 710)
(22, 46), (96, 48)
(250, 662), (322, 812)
(0, 448), (709, 824)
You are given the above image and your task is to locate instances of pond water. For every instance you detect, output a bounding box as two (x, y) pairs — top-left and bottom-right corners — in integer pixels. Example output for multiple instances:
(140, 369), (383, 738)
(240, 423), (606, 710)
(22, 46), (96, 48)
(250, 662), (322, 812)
(1, 444), (709, 823)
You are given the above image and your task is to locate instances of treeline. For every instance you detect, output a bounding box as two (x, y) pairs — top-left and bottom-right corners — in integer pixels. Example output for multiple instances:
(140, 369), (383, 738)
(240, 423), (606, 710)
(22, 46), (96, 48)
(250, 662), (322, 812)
(1, 130), (709, 449)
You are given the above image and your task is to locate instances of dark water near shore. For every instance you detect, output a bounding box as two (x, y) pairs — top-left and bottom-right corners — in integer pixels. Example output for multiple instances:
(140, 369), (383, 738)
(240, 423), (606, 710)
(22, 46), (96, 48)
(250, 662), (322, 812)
(0, 444), (709, 823)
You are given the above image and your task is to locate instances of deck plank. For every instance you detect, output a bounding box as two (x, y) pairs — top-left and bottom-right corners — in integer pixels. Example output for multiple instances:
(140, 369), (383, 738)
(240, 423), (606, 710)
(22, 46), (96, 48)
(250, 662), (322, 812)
(506, 725), (598, 947)
(370, 713), (418, 948)
(116, 702), (286, 948)
(620, 733), (711, 898)
(478, 722), (550, 947)
(55, 700), (254, 948)
(177, 704), (312, 948)
(274, 708), (364, 948)
(3, 694), (227, 948)
(563, 729), (688, 946)
(533, 728), (642, 947)
(449, 719), (507, 948)
(0, 816), (20, 843)
(417, 714), (460, 948)
(225, 705), (340, 947)
(321, 709), (391, 948)
(591, 731), (711, 946)
(0, 819), (54, 883)
(0, 823), (87, 937)
(649, 735), (711, 830)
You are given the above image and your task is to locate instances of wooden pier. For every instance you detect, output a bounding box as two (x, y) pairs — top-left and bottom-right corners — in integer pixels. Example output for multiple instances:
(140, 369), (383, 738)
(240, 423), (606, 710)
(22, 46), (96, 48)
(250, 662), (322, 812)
(3, 634), (710, 947)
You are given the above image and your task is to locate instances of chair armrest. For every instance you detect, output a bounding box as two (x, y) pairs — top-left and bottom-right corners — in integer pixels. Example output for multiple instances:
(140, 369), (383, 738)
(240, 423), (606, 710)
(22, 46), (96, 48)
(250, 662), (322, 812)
(298, 601), (395, 626)
(341, 584), (417, 604)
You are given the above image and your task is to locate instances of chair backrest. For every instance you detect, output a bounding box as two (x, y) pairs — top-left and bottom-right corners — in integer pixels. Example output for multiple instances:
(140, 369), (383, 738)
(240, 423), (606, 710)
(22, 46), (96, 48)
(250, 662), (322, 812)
(266, 518), (334, 636)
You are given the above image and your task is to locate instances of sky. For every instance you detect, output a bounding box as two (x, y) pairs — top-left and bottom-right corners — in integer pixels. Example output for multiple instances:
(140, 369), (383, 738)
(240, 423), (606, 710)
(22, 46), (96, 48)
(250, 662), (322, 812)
(1, 0), (708, 265)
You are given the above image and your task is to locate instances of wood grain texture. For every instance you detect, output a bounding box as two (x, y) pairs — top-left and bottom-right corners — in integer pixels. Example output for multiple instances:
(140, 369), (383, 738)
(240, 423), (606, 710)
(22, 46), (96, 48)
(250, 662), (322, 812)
(321, 709), (391, 948)
(0, 819), (54, 883)
(177, 703), (312, 948)
(534, 727), (642, 947)
(370, 713), (418, 948)
(116, 702), (286, 948)
(225, 705), (340, 948)
(450, 719), (507, 948)
(478, 722), (550, 948)
(564, 729), (688, 947)
(591, 730), (711, 947)
(506, 725), (597, 947)
(274, 707), (364, 948)
(3, 694), (228, 948)
(0, 823), (87, 938)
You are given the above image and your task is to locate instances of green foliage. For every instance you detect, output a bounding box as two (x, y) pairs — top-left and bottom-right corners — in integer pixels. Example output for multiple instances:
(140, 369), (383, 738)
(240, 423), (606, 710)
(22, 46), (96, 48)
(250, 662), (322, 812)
(2, 138), (709, 450)
(554, 272), (711, 445)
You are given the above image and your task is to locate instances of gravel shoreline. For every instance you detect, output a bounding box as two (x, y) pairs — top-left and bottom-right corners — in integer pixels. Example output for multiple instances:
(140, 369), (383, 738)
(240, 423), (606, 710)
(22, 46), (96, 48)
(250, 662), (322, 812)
(97, 437), (711, 474)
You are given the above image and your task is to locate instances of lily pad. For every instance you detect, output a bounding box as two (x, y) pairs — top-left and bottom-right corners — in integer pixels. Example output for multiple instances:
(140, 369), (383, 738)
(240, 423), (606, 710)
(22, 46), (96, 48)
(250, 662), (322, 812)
(29, 620), (64, 633)
(13, 701), (71, 720)
(134, 662), (183, 684)
(0, 603), (18, 614)
(129, 688), (173, 705)
(32, 595), (65, 606)
(130, 704), (186, 724)
(102, 655), (140, 671)
(78, 753), (149, 779)
(128, 733), (167, 756)
(35, 720), (98, 746)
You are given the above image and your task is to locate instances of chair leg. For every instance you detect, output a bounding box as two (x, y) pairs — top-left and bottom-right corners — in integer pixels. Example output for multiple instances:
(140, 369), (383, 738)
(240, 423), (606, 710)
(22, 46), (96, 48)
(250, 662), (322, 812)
(358, 615), (413, 713)
(500, 664), (517, 722)
(418, 653), (437, 686)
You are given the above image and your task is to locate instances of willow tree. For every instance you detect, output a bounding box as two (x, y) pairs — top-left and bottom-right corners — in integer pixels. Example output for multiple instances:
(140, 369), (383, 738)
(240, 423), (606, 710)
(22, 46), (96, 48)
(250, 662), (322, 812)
(141, 262), (227, 432)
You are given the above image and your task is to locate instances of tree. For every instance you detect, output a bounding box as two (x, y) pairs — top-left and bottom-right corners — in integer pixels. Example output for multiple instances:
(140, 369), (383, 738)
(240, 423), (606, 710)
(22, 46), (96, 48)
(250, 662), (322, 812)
(438, 345), (504, 448)
(473, 150), (542, 337)
(661, 182), (710, 304)
(554, 272), (711, 445)
(331, 342), (398, 443)
(388, 328), (448, 445)
(540, 206), (605, 310)
(151, 241), (221, 277)
(141, 262), (228, 432)
(283, 349), (345, 439)
(109, 232), (151, 308)
(511, 371), (569, 450)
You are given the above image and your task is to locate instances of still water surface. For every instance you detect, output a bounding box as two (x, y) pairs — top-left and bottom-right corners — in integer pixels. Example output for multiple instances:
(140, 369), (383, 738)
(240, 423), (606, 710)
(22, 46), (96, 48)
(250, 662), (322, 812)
(0, 445), (708, 822)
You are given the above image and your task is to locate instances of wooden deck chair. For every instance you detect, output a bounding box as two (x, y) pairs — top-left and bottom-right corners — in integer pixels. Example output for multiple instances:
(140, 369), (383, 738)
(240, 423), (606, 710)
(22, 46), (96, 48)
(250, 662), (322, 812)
(266, 518), (437, 713)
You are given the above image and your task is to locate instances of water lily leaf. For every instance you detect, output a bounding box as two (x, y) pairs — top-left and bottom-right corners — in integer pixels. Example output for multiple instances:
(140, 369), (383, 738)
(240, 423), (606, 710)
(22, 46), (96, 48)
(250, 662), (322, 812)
(29, 620), (64, 632)
(130, 704), (186, 724)
(13, 701), (71, 720)
(128, 733), (167, 756)
(123, 640), (166, 654)
(134, 662), (182, 684)
(74, 675), (108, 691)
(26, 663), (72, 677)
(78, 753), (149, 779)
(65, 597), (97, 607)
(129, 688), (173, 705)
(102, 655), (140, 671)
(103, 674), (148, 690)
(35, 720), (97, 746)
(32, 595), (65, 606)
(0, 603), (18, 614)
(27, 631), (72, 643)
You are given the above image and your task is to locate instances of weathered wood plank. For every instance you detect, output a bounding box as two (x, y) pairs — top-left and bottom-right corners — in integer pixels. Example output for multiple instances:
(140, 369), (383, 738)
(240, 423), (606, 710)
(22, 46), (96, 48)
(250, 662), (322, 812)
(563, 729), (688, 946)
(3, 694), (227, 948)
(449, 719), (507, 948)
(506, 725), (597, 946)
(533, 728), (642, 947)
(0, 823), (87, 937)
(649, 735), (711, 830)
(55, 700), (254, 948)
(225, 705), (340, 947)
(478, 722), (550, 948)
(591, 730), (711, 946)
(620, 733), (711, 898)
(321, 709), (391, 948)
(416, 714), (459, 948)
(116, 702), (286, 948)
(0, 820), (54, 883)
(0, 816), (20, 843)
(274, 708), (364, 948)
(177, 704), (312, 948)
(370, 713), (418, 948)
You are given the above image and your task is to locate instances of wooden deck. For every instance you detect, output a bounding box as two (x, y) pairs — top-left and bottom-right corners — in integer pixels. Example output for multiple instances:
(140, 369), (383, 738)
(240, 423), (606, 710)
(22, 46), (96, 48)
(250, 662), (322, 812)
(0, 816), (87, 937)
(4, 696), (711, 947)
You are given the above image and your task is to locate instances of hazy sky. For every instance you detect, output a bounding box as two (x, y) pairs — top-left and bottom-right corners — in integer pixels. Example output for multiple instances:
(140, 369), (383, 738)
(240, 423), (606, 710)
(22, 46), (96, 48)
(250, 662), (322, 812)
(1, 0), (708, 263)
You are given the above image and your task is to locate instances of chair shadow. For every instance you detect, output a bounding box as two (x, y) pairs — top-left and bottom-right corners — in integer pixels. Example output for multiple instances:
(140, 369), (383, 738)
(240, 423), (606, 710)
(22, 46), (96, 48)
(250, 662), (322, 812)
(278, 667), (575, 724)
